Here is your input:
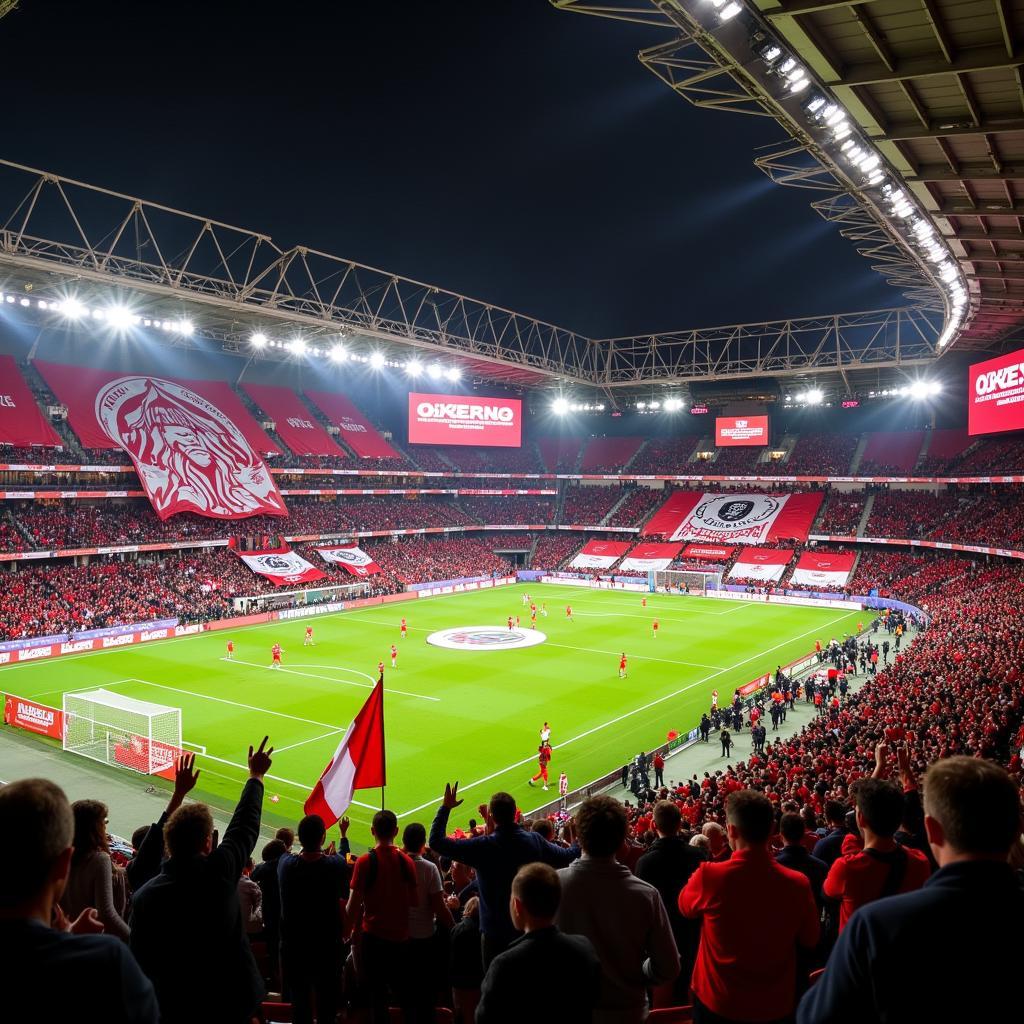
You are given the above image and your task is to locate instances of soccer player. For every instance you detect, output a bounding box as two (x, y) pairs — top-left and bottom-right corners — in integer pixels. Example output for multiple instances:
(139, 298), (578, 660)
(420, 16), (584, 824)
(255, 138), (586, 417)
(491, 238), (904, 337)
(540, 722), (551, 743)
(641, 596), (647, 608)
(711, 688), (719, 709)
(530, 608), (537, 629)
(527, 741), (552, 791)
(270, 643), (283, 669)
(508, 615), (514, 631)
(566, 605), (573, 622)
(226, 639), (234, 660)
(400, 617), (407, 639)
(390, 644), (398, 669)
(303, 625), (314, 647)
(515, 615), (521, 629)
(377, 659), (385, 677)
(522, 591), (530, 607)
(541, 602), (548, 617)
(619, 652), (627, 679)
(652, 618), (659, 639)
(558, 770), (568, 808)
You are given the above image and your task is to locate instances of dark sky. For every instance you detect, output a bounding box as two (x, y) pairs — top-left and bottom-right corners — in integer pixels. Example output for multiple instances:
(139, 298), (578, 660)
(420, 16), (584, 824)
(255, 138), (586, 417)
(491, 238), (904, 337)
(0, 0), (901, 336)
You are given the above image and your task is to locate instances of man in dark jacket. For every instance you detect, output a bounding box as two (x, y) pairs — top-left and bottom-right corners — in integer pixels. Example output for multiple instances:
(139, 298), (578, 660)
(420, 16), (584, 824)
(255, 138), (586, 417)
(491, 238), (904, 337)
(477, 863), (599, 1023)
(776, 813), (828, 906)
(636, 800), (703, 1002)
(130, 737), (273, 1024)
(252, 838), (287, 983)
(429, 783), (579, 966)
(811, 800), (849, 867)
(799, 757), (1023, 1023)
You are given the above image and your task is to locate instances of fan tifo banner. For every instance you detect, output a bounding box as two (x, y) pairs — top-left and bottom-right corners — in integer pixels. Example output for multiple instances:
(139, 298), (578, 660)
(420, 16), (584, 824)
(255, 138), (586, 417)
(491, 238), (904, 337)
(643, 491), (822, 544)
(569, 539), (631, 569)
(0, 357), (62, 449)
(619, 542), (683, 572)
(681, 543), (735, 561)
(305, 390), (399, 459)
(242, 384), (345, 458)
(316, 544), (381, 576)
(790, 550), (856, 588)
(34, 361), (286, 521)
(727, 547), (793, 582)
(237, 546), (328, 587)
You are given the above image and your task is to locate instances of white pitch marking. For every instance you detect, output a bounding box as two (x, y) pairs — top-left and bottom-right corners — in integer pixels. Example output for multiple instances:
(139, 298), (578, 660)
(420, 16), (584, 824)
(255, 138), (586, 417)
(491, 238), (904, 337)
(395, 609), (857, 818)
(273, 728), (346, 753)
(223, 658), (440, 702)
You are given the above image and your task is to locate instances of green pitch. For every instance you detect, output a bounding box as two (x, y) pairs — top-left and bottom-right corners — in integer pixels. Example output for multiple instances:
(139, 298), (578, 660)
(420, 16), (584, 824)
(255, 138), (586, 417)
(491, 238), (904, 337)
(5, 584), (861, 834)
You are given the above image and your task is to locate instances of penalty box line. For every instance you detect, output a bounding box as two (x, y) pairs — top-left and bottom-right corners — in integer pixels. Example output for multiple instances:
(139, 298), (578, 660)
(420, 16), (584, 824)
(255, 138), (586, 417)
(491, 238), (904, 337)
(393, 608), (857, 819)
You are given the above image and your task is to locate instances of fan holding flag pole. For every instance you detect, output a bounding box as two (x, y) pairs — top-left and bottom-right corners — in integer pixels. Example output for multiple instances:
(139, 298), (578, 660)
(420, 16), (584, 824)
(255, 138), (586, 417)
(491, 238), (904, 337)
(305, 673), (387, 824)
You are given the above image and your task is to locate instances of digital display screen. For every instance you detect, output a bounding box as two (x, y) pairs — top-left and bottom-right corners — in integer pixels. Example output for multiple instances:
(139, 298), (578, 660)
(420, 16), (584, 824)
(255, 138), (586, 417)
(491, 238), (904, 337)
(408, 392), (522, 447)
(715, 415), (769, 447)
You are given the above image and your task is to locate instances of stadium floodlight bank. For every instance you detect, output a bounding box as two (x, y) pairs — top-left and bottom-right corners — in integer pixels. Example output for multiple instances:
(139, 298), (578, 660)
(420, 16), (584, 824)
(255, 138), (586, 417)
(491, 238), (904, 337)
(232, 580), (370, 613)
(63, 689), (182, 775)
(652, 569), (722, 595)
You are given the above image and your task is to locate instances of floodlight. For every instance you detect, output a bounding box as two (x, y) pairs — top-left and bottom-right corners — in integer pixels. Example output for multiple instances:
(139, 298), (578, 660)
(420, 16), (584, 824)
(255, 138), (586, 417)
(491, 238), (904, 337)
(664, 397), (683, 411)
(428, 363), (443, 380)
(369, 352), (386, 369)
(552, 398), (569, 415)
(18, 297), (30, 307)
(405, 359), (422, 376)
(57, 297), (86, 319)
(806, 388), (824, 404)
(174, 319), (194, 337)
(287, 338), (307, 355)
(250, 332), (268, 348)
(330, 344), (348, 362)
(718, 1), (742, 20)
(445, 366), (461, 381)
(105, 306), (137, 329)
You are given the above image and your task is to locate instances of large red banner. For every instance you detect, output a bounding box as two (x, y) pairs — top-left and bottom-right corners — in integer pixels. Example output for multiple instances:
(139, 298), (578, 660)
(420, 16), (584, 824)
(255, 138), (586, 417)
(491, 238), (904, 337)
(643, 491), (821, 544)
(305, 390), (399, 459)
(408, 392), (522, 448)
(0, 357), (62, 449)
(242, 383), (345, 457)
(35, 361), (286, 521)
(569, 539), (631, 569)
(3, 694), (64, 738)
(968, 347), (1024, 436)
(727, 547), (793, 582)
(716, 415), (769, 447)
(618, 542), (682, 572)
(681, 543), (736, 561)
(790, 550), (856, 588)
(237, 546), (328, 587)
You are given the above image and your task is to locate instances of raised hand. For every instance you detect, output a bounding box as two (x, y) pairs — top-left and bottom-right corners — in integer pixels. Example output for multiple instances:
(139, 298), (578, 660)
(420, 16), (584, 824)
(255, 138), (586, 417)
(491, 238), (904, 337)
(339, 816), (350, 838)
(174, 753), (201, 797)
(443, 781), (464, 810)
(248, 736), (274, 780)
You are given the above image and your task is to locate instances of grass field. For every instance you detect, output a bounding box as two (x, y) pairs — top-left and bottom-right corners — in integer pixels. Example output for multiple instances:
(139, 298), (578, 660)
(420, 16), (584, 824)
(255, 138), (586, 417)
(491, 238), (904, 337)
(4, 584), (861, 833)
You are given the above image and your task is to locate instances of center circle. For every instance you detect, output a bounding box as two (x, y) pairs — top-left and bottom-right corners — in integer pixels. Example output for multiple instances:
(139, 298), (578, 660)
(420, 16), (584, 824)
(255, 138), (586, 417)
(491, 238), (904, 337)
(426, 626), (548, 651)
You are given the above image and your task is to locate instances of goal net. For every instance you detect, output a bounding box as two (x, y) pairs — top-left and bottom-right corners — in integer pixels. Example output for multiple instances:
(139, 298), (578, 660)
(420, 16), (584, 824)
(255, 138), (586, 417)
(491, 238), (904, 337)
(63, 689), (182, 775)
(652, 569), (722, 595)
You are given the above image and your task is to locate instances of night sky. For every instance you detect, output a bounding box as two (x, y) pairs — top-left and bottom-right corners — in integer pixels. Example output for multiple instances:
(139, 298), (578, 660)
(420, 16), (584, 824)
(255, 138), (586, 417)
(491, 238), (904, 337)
(0, 0), (901, 336)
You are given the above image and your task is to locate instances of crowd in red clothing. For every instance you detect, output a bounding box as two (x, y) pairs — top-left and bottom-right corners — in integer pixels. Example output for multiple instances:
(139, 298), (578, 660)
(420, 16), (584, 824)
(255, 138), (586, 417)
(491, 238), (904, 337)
(764, 434), (859, 476)
(816, 491), (866, 534)
(605, 486), (664, 528)
(457, 497), (555, 525)
(561, 485), (627, 524)
(531, 532), (586, 570)
(627, 437), (699, 475)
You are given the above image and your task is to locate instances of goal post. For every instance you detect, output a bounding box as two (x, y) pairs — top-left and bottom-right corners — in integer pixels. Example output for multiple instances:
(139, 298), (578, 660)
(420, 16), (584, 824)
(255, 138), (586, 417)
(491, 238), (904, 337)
(63, 689), (182, 775)
(652, 569), (723, 595)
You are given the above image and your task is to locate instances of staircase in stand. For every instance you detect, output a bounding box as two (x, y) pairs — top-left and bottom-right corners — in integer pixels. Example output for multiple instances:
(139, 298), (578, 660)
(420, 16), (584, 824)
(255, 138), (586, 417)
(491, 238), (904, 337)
(856, 493), (875, 536)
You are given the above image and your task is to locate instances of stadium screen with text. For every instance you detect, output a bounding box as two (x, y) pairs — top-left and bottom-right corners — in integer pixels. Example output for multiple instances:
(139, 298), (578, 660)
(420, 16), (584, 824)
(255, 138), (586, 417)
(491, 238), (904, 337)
(969, 348), (1024, 436)
(408, 392), (522, 448)
(716, 415), (769, 447)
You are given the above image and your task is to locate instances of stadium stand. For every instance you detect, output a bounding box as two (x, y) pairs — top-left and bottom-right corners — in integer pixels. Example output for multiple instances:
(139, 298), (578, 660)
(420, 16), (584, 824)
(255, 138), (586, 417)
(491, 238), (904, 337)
(456, 497), (555, 525)
(858, 431), (925, 475)
(704, 446), (763, 473)
(561, 485), (627, 524)
(537, 437), (581, 473)
(531, 532), (585, 570)
(627, 437), (699, 475)
(605, 486), (664, 528)
(579, 436), (644, 473)
(816, 491), (866, 535)
(764, 434), (859, 476)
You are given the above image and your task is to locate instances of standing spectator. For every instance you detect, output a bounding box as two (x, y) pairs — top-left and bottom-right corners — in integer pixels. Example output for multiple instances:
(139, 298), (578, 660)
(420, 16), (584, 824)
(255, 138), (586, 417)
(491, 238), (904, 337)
(346, 809), (418, 1023)
(775, 813), (828, 907)
(811, 801), (849, 868)
(58, 799), (131, 942)
(429, 783), (579, 966)
(636, 800), (704, 1005)
(238, 858), (263, 935)
(799, 757), (1023, 1022)
(449, 895), (484, 1024)
(477, 863), (600, 1024)
(720, 728), (732, 758)
(680, 791), (819, 1024)
(0, 778), (158, 1024)
(252, 838), (288, 985)
(278, 814), (351, 1024)
(557, 795), (680, 1024)
(130, 737), (273, 1024)
(403, 822), (454, 1024)
(822, 777), (931, 933)
(702, 822), (731, 863)
(653, 752), (665, 788)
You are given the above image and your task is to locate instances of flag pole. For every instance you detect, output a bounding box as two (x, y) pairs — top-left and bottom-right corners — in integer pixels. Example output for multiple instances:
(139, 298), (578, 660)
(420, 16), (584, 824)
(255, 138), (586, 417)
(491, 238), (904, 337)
(379, 670), (386, 812)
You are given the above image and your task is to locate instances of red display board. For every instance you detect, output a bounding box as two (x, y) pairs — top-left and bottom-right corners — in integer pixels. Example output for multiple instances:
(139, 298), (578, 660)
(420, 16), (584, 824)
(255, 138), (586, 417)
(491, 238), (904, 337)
(969, 348), (1024, 436)
(716, 415), (769, 447)
(0, 356), (62, 449)
(408, 392), (522, 448)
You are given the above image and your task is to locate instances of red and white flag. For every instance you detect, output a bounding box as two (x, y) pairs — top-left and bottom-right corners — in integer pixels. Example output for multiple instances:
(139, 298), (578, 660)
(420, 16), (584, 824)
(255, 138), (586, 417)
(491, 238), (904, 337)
(304, 676), (386, 826)
(316, 544), (381, 576)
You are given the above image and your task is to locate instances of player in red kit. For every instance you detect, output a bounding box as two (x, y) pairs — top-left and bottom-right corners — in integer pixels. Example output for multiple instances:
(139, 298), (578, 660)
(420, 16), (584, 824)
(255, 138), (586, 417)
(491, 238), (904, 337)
(642, 596), (647, 608)
(566, 605), (573, 622)
(377, 660), (385, 676)
(619, 652), (627, 679)
(391, 644), (398, 668)
(527, 741), (553, 791)
(225, 640), (234, 660)
(508, 615), (514, 631)
(530, 608), (537, 629)
(270, 643), (283, 669)
(303, 625), (314, 647)
(400, 617), (407, 639)
(652, 618), (660, 639)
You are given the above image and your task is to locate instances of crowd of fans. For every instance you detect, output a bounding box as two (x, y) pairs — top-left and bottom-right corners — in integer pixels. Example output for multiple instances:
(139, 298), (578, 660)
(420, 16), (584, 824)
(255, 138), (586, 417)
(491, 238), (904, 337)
(627, 437), (698, 476)
(561, 485), (627, 525)
(864, 489), (963, 539)
(531, 533), (586, 571)
(605, 487), (663, 529)
(816, 491), (865, 535)
(456, 498), (555, 525)
(765, 434), (859, 477)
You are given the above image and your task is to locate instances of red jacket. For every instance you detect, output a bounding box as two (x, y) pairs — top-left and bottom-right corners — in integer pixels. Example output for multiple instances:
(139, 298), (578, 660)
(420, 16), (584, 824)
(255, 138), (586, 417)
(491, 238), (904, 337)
(679, 846), (819, 1021)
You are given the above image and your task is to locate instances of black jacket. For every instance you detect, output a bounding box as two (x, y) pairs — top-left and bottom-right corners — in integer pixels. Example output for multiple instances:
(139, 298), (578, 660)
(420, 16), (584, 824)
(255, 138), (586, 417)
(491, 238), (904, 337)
(130, 778), (265, 1024)
(277, 845), (350, 954)
(776, 844), (829, 904)
(126, 810), (171, 895)
(636, 835), (703, 976)
(476, 926), (600, 1023)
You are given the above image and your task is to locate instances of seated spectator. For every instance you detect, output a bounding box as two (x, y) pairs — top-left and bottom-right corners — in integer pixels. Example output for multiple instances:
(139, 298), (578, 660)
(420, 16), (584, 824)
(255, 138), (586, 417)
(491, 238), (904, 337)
(130, 737), (272, 1024)
(0, 778), (158, 1024)
(556, 795), (679, 1024)
(477, 863), (600, 1024)
(429, 783), (580, 966)
(58, 798), (131, 942)
(822, 774), (931, 932)
(680, 791), (819, 1024)
(799, 757), (1023, 1022)
(345, 809), (419, 1023)
(279, 813), (351, 1024)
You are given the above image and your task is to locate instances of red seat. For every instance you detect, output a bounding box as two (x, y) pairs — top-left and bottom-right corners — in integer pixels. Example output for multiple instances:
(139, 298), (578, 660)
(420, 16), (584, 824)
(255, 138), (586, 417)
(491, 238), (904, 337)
(647, 1008), (694, 1022)
(260, 1002), (293, 1024)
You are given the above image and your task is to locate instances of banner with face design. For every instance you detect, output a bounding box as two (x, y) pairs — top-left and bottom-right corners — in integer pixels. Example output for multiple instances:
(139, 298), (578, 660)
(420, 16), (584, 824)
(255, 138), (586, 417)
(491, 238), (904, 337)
(237, 546), (328, 587)
(316, 544), (382, 576)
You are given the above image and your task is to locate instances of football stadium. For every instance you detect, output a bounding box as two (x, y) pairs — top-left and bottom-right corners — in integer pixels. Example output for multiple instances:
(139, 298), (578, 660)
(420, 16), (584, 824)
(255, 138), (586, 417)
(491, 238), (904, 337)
(0, 2), (1022, 1023)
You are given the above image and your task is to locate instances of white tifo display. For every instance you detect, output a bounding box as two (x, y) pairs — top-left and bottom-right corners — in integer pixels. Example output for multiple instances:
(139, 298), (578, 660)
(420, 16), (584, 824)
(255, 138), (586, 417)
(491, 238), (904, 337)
(63, 689), (182, 775)
(654, 569), (722, 595)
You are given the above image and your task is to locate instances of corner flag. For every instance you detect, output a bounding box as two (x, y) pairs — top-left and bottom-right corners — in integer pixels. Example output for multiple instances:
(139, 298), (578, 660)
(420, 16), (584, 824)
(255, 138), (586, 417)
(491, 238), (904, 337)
(304, 674), (385, 826)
